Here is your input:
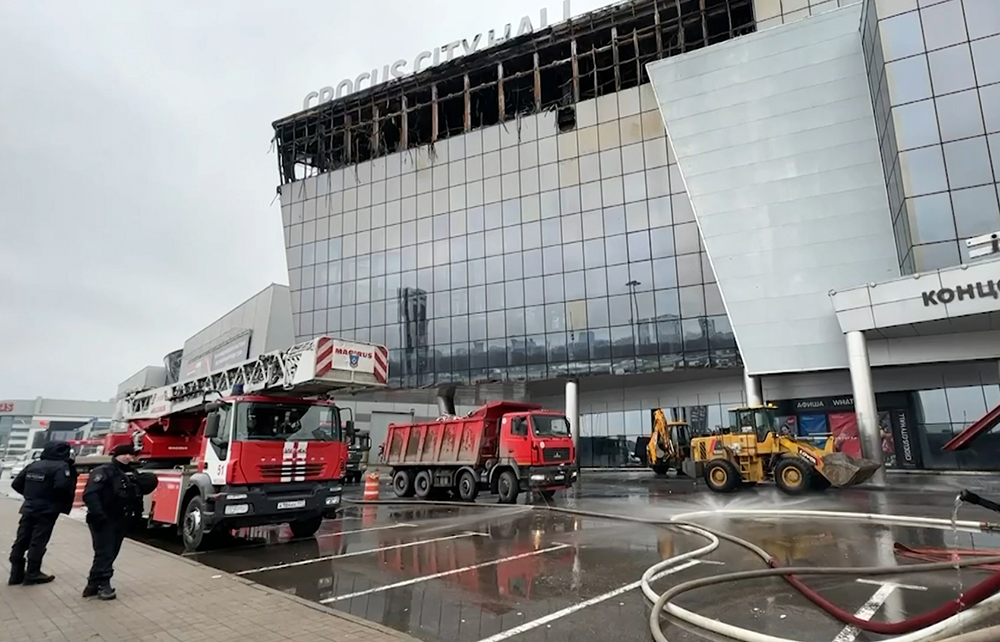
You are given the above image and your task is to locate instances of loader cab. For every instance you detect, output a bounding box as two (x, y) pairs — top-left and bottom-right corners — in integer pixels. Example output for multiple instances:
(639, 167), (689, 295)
(728, 405), (780, 442)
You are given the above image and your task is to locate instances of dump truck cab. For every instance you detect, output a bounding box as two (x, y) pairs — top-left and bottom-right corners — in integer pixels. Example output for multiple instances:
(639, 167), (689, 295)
(691, 404), (880, 495)
(501, 410), (575, 469)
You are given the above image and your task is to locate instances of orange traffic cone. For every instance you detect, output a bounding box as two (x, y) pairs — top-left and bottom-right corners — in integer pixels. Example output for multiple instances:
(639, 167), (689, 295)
(73, 474), (89, 508)
(363, 472), (380, 501)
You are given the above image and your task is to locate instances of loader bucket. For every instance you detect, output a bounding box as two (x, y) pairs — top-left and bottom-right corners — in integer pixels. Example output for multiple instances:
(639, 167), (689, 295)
(819, 452), (881, 487)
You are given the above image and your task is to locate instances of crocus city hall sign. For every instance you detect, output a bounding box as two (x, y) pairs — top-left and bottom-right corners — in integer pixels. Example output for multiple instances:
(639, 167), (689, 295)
(303, 1), (572, 110)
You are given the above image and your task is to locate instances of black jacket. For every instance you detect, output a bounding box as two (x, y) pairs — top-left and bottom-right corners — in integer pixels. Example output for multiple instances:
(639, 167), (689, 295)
(82, 459), (143, 524)
(12, 441), (78, 516)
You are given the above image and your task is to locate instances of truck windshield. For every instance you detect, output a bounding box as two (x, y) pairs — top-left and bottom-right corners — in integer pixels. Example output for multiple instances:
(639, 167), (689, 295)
(236, 402), (341, 442)
(531, 415), (571, 436)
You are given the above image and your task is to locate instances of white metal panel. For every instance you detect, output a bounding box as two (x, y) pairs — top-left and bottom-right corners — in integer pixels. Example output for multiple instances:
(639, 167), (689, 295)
(831, 257), (1000, 332)
(647, 5), (899, 374)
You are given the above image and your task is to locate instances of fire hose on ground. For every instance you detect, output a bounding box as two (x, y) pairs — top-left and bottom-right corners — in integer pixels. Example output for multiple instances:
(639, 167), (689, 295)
(346, 497), (1000, 642)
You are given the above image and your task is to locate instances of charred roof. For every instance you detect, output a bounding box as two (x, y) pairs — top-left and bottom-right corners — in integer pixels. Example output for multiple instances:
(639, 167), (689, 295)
(273, 0), (754, 184)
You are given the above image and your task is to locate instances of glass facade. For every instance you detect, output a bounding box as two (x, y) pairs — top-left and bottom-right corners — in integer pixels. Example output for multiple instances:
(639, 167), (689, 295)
(862, 0), (1000, 274)
(913, 382), (1000, 469)
(282, 86), (739, 387)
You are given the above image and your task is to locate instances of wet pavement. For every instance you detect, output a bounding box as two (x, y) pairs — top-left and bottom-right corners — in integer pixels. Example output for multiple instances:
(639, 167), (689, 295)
(35, 471), (1000, 641)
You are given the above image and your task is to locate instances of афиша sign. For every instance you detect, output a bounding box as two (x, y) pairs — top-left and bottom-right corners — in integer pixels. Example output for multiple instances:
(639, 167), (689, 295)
(303, 1), (572, 110)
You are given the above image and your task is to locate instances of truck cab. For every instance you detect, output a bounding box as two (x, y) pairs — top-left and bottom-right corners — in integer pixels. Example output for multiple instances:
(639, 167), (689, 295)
(192, 395), (346, 544)
(500, 410), (575, 485)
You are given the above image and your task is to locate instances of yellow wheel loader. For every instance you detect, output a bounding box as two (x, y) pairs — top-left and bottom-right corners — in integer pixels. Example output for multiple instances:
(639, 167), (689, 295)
(690, 405), (881, 494)
(647, 409), (700, 478)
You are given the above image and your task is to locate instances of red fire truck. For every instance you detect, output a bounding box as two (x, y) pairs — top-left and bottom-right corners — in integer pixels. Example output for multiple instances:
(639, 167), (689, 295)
(382, 401), (577, 504)
(77, 336), (388, 551)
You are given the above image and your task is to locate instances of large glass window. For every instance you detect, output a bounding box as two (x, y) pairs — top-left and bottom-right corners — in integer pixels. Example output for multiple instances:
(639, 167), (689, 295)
(290, 102), (754, 387)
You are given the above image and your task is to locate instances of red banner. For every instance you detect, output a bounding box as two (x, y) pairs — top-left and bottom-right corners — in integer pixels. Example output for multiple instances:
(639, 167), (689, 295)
(828, 412), (861, 458)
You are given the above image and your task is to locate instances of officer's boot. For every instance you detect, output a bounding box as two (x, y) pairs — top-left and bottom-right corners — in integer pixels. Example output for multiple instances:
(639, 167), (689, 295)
(7, 558), (25, 585)
(97, 584), (117, 600)
(22, 560), (55, 585)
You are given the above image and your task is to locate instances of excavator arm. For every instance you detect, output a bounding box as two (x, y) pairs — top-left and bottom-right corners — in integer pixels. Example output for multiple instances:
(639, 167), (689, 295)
(648, 409), (678, 470)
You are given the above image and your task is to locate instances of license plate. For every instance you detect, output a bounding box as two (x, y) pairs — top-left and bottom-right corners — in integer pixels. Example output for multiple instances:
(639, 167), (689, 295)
(277, 500), (306, 510)
(554, 475), (565, 481)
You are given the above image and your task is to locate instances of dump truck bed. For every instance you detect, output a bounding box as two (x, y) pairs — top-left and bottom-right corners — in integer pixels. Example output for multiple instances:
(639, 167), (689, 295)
(383, 401), (542, 468)
(384, 416), (492, 467)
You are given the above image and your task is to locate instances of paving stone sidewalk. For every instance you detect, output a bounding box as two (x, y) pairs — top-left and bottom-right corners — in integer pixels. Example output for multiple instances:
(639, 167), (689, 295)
(0, 497), (417, 642)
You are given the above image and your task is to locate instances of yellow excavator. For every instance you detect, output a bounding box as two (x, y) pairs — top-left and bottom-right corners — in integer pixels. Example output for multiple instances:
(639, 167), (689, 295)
(690, 404), (881, 494)
(647, 409), (699, 478)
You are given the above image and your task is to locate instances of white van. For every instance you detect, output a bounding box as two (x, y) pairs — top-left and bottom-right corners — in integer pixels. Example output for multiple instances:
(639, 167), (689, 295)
(9, 449), (43, 479)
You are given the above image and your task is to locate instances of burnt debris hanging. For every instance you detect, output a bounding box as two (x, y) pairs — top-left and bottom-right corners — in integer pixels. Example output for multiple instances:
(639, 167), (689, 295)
(273, 0), (755, 184)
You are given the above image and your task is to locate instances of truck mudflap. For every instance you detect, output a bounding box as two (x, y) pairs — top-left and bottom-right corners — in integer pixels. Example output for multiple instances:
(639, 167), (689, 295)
(522, 465), (578, 490)
(819, 452), (881, 487)
(213, 482), (344, 528)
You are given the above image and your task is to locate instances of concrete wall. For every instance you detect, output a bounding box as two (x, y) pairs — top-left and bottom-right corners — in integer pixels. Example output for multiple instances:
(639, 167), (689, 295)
(116, 366), (167, 396)
(179, 283), (295, 379)
(647, 5), (899, 375)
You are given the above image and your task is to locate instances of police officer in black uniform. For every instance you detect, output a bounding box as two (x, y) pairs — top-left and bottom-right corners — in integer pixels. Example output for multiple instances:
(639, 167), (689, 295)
(8, 440), (77, 585)
(81, 443), (144, 600)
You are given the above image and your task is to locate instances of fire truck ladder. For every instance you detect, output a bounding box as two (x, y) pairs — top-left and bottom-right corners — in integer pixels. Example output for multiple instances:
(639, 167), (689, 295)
(124, 339), (319, 419)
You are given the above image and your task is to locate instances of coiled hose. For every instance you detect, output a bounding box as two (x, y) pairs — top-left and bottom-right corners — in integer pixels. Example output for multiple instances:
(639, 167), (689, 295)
(346, 499), (1000, 641)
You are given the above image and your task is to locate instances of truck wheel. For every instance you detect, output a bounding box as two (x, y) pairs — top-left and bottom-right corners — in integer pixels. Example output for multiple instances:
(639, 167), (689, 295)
(704, 460), (740, 493)
(456, 470), (479, 502)
(290, 516), (324, 538)
(181, 496), (209, 551)
(497, 470), (519, 504)
(414, 470), (433, 499)
(392, 469), (414, 498)
(775, 459), (812, 495)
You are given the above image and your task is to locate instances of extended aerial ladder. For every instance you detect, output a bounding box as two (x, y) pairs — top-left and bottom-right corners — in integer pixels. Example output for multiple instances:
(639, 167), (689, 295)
(121, 335), (389, 423)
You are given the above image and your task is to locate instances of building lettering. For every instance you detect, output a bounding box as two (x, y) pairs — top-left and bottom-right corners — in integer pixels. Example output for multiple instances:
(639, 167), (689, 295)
(898, 413), (912, 463)
(335, 347), (373, 359)
(922, 280), (1000, 306)
(302, 1), (572, 110)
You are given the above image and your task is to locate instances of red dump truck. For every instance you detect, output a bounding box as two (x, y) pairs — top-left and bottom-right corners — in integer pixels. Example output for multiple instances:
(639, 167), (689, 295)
(382, 401), (577, 504)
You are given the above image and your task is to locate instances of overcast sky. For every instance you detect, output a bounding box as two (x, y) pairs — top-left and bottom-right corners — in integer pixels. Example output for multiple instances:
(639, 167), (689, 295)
(0, 0), (608, 401)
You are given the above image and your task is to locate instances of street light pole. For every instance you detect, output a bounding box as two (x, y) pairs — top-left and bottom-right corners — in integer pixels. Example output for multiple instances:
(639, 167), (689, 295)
(626, 280), (641, 351)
